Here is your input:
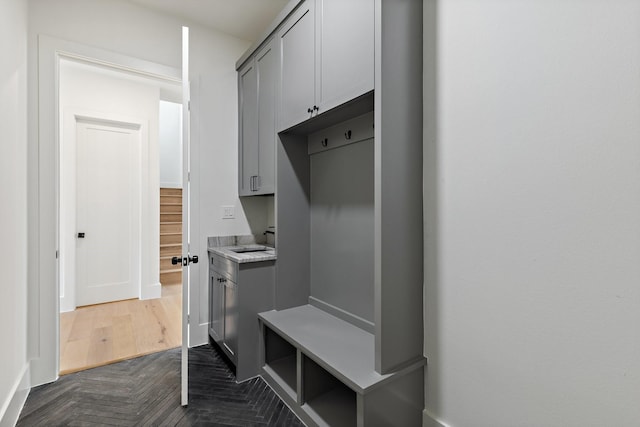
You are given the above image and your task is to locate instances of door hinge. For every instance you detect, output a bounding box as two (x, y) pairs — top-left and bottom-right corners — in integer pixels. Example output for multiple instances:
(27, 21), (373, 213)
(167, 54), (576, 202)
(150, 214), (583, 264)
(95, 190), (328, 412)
(55, 250), (59, 259)
(188, 100), (191, 111)
(187, 314), (190, 324)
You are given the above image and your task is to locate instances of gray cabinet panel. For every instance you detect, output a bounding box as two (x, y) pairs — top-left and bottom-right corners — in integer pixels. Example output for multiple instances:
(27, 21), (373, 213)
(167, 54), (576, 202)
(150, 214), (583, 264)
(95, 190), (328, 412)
(316, 0), (374, 113)
(238, 62), (258, 196)
(238, 40), (277, 196)
(310, 138), (374, 324)
(279, 0), (315, 131)
(256, 41), (276, 194)
(223, 280), (238, 358)
(209, 273), (224, 342)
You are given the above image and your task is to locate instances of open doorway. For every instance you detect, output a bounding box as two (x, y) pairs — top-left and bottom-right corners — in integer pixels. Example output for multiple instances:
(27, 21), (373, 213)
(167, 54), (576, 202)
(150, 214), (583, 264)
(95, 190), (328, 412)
(57, 58), (184, 374)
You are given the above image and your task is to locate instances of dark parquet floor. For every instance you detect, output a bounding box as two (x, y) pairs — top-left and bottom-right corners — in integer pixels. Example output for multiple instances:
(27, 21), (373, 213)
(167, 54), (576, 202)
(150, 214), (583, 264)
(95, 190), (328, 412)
(17, 344), (305, 426)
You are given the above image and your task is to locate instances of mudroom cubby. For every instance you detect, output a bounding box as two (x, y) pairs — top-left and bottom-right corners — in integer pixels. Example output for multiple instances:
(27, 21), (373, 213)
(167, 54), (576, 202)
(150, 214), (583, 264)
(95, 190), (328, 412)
(263, 327), (297, 399)
(301, 355), (357, 427)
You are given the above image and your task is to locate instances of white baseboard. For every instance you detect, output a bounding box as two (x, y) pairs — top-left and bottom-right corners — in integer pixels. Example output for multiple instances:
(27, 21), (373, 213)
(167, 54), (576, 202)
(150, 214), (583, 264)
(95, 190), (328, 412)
(424, 409), (449, 427)
(160, 182), (182, 189)
(0, 363), (30, 427)
(190, 322), (209, 347)
(141, 282), (161, 300)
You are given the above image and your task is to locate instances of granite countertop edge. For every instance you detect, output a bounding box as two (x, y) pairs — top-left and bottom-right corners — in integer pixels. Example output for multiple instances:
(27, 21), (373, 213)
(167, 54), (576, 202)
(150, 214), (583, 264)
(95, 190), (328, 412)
(207, 246), (277, 264)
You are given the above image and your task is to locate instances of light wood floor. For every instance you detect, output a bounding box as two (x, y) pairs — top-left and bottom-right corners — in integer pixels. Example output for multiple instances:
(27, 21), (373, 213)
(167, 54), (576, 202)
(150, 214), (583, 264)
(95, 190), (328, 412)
(60, 284), (182, 375)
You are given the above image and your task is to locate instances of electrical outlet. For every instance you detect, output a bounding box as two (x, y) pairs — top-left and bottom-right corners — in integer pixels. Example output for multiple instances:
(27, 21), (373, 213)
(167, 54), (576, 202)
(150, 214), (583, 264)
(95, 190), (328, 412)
(222, 205), (235, 219)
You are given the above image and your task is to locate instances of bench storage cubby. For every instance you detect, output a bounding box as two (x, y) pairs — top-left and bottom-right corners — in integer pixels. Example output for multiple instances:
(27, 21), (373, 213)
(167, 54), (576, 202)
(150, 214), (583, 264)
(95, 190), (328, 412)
(259, 306), (424, 427)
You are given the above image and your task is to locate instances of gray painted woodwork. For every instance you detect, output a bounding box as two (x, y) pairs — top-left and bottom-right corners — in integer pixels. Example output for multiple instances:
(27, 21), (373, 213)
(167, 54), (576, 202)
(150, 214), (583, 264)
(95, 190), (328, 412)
(310, 137), (374, 324)
(315, 0), (374, 114)
(223, 279), (238, 358)
(238, 61), (258, 195)
(277, 0), (375, 132)
(275, 133), (311, 310)
(259, 305), (425, 427)
(209, 270), (225, 342)
(374, 0), (424, 375)
(256, 40), (277, 194)
(240, 0), (424, 424)
(238, 39), (277, 196)
(208, 251), (276, 382)
(307, 111), (374, 155)
(279, 0), (316, 131)
(359, 367), (424, 427)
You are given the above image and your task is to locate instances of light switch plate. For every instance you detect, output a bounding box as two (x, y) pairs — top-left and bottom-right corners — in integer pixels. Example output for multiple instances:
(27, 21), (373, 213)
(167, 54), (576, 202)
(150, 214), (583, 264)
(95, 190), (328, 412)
(222, 205), (235, 219)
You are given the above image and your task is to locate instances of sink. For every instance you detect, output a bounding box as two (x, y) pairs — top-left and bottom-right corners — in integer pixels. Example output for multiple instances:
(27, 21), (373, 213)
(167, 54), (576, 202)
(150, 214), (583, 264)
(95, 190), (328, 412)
(229, 245), (270, 253)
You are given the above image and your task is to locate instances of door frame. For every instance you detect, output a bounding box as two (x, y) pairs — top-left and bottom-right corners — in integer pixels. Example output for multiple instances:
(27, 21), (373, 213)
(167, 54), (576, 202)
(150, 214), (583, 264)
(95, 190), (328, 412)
(31, 35), (181, 386)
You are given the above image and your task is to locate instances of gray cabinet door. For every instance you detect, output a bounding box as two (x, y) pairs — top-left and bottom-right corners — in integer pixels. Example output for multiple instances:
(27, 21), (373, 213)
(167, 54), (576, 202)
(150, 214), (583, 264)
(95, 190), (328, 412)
(238, 61), (258, 196)
(209, 273), (224, 343)
(255, 40), (276, 194)
(278, 0), (315, 131)
(223, 279), (238, 359)
(315, 0), (374, 113)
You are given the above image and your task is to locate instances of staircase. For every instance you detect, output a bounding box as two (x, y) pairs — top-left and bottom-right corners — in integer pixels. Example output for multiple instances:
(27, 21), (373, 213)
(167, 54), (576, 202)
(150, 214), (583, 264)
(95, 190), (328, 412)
(160, 188), (182, 285)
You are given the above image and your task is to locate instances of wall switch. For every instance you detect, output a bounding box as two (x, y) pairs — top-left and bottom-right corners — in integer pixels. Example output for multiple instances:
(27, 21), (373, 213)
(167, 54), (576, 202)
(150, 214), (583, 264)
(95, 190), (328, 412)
(222, 205), (235, 219)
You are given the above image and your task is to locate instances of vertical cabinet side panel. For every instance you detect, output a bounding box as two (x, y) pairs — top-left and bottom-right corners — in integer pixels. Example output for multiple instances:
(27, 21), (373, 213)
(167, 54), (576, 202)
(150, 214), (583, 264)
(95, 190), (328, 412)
(374, 0), (424, 374)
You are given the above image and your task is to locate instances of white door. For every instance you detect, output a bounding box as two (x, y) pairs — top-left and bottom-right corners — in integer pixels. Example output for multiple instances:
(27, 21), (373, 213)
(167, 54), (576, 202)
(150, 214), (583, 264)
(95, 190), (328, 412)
(181, 25), (192, 407)
(76, 119), (141, 307)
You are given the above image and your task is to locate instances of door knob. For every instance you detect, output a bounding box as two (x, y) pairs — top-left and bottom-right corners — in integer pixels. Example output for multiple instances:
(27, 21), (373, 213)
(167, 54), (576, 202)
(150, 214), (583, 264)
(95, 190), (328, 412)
(171, 255), (198, 266)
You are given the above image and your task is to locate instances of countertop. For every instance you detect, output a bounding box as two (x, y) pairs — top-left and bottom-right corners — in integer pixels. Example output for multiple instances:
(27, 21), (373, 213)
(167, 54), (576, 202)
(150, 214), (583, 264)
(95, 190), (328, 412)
(208, 245), (277, 264)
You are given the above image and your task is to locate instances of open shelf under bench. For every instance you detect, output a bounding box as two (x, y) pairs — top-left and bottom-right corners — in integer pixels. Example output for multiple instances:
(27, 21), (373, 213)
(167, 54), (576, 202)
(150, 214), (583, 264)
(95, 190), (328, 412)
(258, 305), (425, 427)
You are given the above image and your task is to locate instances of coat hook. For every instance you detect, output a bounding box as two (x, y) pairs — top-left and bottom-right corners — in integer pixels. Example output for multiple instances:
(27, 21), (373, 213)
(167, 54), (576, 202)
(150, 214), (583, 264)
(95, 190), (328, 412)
(345, 130), (352, 140)
(321, 138), (328, 147)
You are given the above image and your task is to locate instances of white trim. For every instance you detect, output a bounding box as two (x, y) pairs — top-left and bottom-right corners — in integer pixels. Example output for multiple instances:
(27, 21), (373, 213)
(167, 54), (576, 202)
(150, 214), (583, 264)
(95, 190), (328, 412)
(31, 34), (180, 387)
(0, 363), (30, 427)
(160, 182), (183, 189)
(142, 282), (162, 300)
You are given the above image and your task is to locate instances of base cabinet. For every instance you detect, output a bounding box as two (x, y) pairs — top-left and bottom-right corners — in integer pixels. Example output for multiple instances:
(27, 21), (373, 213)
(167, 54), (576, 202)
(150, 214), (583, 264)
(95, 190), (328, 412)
(208, 252), (275, 381)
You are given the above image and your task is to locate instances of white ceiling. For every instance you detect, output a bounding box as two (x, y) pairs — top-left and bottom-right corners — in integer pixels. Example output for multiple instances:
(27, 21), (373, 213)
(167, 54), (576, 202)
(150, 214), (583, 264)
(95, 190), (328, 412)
(127, 0), (290, 42)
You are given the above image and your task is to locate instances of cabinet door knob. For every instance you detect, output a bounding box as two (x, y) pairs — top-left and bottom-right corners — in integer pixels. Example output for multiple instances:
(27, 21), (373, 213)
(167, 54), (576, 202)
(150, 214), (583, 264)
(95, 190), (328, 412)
(307, 107), (313, 113)
(313, 105), (319, 111)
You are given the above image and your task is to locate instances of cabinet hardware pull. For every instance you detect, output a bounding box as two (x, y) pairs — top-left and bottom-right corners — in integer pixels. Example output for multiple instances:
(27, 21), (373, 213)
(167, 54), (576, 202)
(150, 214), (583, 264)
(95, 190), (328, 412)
(321, 138), (328, 147)
(345, 130), (352, 140)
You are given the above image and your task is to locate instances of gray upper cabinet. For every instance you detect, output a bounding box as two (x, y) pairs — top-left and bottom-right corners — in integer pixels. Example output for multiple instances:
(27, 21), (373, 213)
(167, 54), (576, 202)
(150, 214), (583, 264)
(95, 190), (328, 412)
(238, 39), (277, 196)
(315, 0), (374, 114)
(278, 0), (316, 132)
(256, 41), (276, 194)
(278, 0), (374, 131)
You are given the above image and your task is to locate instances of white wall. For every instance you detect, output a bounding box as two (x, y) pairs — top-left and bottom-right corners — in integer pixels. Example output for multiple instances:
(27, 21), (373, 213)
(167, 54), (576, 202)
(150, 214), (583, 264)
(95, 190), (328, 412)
(159, 100), (183, 188)
(424, 1), (640, 426)
(0, 0), (30, 424)
(59, 60), (163, 312)
(28, 0), (253, 385)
